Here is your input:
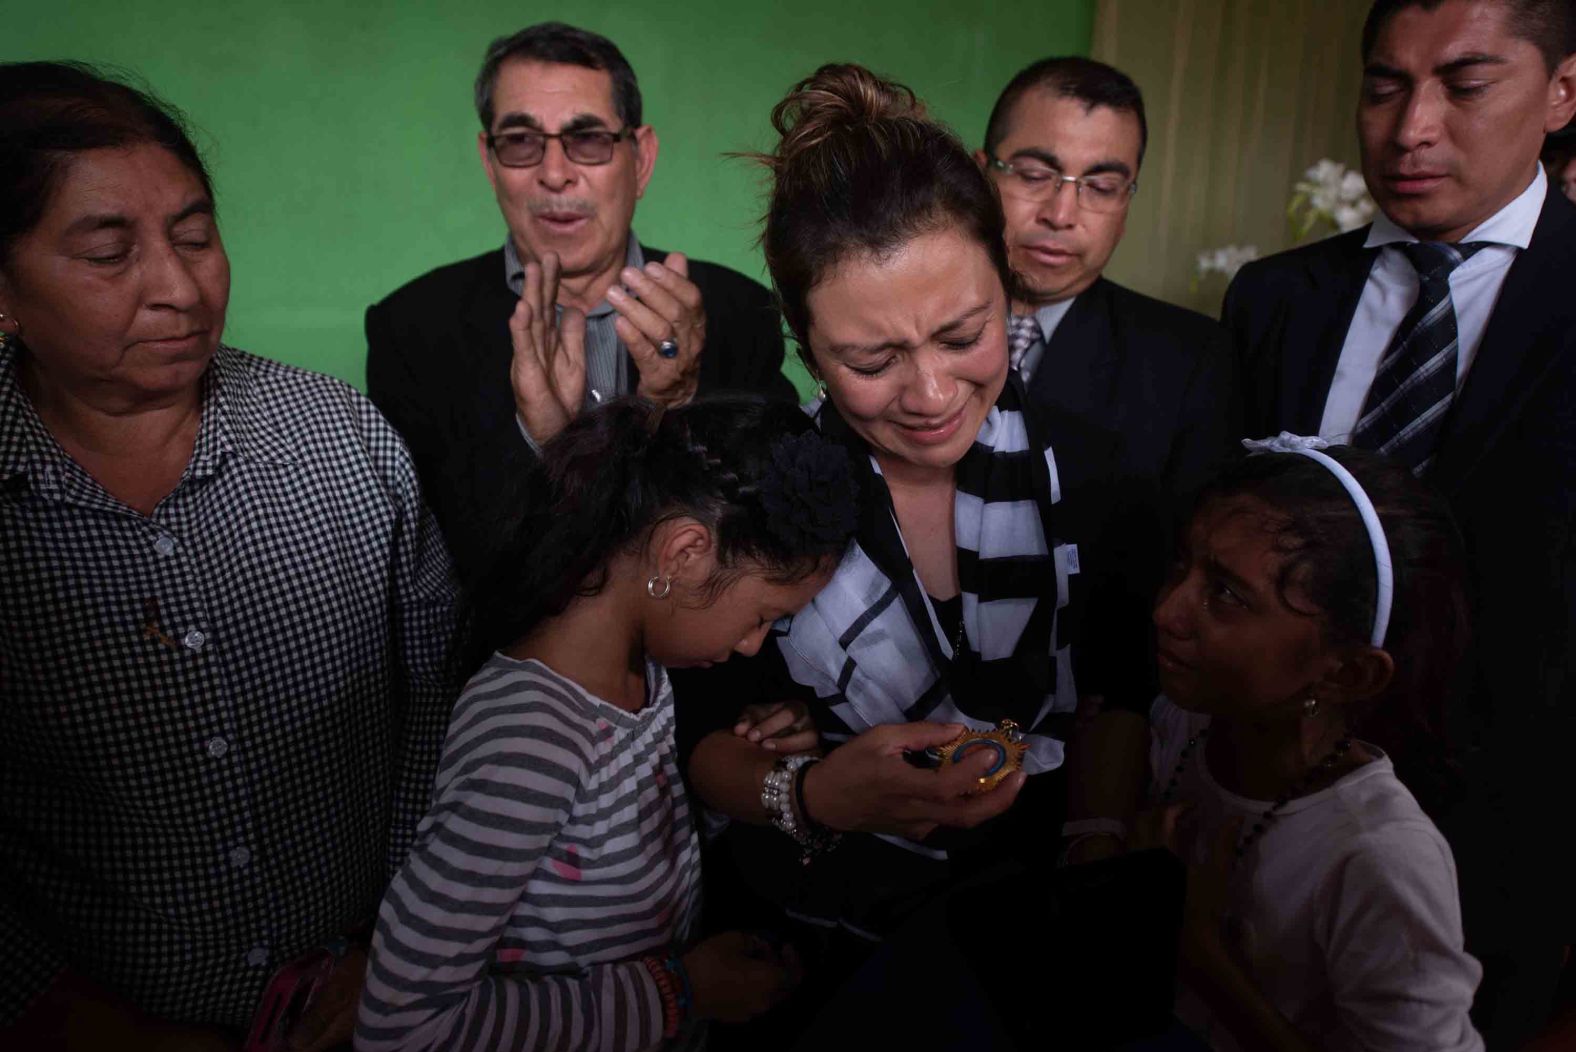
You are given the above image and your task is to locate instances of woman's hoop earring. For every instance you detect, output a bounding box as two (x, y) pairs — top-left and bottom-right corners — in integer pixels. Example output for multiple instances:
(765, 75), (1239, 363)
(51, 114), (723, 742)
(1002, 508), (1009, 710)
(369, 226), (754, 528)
(646, 574), (672, 600)
(1303, 697), (1320, 719)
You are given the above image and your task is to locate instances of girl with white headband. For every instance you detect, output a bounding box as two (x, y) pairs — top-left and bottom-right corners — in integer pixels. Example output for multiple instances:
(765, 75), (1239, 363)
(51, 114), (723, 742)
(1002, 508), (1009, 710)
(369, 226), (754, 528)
(1131, 434), (1484, 1051)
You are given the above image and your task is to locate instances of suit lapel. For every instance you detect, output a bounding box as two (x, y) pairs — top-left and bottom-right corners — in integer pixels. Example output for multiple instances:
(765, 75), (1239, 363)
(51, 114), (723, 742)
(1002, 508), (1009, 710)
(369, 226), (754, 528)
(1431, 190), (1576, 490)
(460, 254), (523, 432)
(1283, 232), (1376, 434)
(1027, 280), (1116, 414)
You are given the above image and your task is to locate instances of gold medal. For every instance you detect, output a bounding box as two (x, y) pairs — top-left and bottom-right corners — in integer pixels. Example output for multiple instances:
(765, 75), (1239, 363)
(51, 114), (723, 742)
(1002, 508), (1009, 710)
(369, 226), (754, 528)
(933, 719), (1027, 792)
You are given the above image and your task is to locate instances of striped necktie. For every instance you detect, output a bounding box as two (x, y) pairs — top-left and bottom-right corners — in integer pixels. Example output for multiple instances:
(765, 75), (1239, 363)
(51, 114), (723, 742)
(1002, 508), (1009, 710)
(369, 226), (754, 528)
(1008, 313), (1042, 380)
(1351, 241), (1487, 475)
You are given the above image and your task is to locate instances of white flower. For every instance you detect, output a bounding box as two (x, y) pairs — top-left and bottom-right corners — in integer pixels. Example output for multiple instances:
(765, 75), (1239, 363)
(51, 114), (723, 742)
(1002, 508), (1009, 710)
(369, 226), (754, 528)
(1195, 243), (1261, 281)
(1333, 204), (1367, 231)
(1291, 158), (1378, 236)
(1305, 159), (1344, 187)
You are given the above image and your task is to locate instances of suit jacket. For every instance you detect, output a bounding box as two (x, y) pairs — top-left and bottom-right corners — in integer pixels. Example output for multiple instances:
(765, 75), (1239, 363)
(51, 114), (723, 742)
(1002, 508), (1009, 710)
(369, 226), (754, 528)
(1027, 277), (1239, 508)
(1022, 277), (1238, 665)
(366, 246), (796, 584)
(1224, 189), (1576, 942)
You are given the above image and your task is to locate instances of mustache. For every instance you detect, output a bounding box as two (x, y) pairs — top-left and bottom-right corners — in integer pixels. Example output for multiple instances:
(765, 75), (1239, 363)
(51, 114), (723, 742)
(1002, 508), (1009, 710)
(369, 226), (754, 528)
(528, 198), (597, 217)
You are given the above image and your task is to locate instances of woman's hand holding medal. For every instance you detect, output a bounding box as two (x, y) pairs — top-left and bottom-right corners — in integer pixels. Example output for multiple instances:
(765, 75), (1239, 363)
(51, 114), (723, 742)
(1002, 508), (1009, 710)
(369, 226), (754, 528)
(801, 722), (1026, 841)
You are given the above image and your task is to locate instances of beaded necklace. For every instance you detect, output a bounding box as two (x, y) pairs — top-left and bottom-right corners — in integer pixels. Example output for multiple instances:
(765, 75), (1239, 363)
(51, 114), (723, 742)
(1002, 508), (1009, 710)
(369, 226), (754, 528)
(1160, 723), (1354, 862)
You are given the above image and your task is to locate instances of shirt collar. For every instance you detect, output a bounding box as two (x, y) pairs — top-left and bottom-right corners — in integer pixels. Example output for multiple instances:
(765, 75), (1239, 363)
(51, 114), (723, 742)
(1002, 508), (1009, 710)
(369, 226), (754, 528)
(1365, 163), (1547, 251)
(503, 234), (646, 318)
(0, 344), (297, 488)
(197, 345), (300, 473)
(1030, 297), (1078, 341)
(0, 347), (54, 485)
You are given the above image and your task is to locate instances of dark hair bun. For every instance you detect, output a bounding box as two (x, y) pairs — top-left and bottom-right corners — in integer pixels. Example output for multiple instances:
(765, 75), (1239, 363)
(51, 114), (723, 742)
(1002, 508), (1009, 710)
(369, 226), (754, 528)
(750, 62), (1013, 351)
(760, 429), (860, 550)
(767, 63), (927, 170)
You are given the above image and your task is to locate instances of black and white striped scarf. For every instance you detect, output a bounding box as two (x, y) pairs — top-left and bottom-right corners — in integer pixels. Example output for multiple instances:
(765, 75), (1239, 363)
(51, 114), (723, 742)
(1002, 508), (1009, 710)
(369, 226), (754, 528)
(777, 378), (1078, 776)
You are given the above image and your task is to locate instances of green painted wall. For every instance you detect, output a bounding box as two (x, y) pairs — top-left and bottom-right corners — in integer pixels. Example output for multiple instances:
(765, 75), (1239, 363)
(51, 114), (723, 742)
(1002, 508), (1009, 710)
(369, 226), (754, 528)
(8, 1), (1094, 393)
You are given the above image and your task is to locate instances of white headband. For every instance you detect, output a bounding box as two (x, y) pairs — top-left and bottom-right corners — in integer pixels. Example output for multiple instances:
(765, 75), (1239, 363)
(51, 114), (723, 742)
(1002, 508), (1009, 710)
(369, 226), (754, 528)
(1240, 433), (1393, 648)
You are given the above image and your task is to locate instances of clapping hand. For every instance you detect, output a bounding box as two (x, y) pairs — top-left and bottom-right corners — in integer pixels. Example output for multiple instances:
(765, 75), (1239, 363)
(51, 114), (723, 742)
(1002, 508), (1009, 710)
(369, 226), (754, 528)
(606, 253), (706, 407)
(509, 251), (586, 447)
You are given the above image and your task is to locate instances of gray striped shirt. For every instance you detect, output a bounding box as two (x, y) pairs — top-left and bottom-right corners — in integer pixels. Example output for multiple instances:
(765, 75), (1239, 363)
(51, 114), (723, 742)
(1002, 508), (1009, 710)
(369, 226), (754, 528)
(356, 656), (702, 1052)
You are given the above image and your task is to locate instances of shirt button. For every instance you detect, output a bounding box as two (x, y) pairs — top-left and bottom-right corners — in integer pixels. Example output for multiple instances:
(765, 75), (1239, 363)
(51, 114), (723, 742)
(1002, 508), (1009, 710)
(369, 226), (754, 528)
(246, 946), (270, 968)
(153, 535), (176, 557)
(206, 736), (229, 759)
(228, 845), (252, 868)
(183, 629), (206, 651)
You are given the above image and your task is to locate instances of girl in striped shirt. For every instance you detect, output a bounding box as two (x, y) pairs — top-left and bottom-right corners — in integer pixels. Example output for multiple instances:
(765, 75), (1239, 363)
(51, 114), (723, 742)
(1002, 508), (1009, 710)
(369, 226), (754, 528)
(356, 397), (859, 1052)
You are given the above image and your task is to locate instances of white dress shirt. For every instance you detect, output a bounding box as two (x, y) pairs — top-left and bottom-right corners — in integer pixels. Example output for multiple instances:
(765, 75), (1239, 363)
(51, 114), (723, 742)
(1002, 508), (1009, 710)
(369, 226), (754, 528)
(1318, 165), (1547, 442)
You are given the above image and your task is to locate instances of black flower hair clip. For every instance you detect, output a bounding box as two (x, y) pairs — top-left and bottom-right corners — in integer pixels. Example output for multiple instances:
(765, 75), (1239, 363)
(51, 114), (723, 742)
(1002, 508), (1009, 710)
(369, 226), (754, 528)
(759, 431), (860, 551)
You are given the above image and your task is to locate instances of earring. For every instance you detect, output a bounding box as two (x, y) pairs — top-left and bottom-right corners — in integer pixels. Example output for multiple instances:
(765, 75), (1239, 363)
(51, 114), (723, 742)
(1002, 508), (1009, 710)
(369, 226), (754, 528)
(646, 574), (672, 600)
(1303, 697), (1320, 719)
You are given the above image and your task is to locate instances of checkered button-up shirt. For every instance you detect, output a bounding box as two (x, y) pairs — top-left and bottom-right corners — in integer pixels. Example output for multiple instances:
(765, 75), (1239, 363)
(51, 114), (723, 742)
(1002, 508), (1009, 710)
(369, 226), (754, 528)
(0, 345), (462, 1029)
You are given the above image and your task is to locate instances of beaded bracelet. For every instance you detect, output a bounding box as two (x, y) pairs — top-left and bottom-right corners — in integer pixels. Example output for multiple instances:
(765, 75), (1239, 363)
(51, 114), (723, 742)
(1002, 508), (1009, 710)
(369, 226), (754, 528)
(760, 753), (816, 840)
(640, 954), (690, 1039)
(761, 754), (841, 864)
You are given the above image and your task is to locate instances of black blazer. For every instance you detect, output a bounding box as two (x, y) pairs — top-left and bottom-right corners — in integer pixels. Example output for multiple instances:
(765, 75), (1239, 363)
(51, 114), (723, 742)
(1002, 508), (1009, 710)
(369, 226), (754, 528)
(1027, 277), (1239, 508)
(1224, 189), (1576, 939)
(366, 246), (797, 583)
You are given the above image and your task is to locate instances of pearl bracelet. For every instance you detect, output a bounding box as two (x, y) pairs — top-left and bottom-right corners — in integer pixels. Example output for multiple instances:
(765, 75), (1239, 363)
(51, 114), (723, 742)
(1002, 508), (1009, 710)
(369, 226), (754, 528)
(760, 754), (840, 863)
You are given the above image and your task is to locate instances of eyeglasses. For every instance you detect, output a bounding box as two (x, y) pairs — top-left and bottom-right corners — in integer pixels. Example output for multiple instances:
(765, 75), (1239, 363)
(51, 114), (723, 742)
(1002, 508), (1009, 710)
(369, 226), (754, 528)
(486, 127), (636, 168)
(987, 156), (1137, 214)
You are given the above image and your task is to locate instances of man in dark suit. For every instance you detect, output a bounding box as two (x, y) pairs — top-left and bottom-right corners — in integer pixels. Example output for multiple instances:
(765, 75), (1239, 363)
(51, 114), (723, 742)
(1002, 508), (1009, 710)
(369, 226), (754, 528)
(1225, 1), (1576, 1044)
(977, 57), (1237, 508)
(367, 22), (793, 582)
(977, 59), (1237, 874)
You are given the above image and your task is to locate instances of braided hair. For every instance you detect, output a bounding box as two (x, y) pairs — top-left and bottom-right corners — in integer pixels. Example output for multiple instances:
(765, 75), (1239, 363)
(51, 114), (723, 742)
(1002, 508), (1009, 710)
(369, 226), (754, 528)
(472, 396), (859, 661)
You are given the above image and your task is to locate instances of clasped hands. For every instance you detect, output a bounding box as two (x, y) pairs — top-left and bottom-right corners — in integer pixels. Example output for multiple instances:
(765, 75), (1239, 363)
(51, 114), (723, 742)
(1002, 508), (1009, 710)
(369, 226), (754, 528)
(509, 250), (706, 446)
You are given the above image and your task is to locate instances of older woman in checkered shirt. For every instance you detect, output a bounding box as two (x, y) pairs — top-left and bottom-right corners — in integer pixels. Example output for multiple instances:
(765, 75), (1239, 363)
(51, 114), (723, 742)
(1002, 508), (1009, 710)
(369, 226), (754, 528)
(0, 63), (462, 1049)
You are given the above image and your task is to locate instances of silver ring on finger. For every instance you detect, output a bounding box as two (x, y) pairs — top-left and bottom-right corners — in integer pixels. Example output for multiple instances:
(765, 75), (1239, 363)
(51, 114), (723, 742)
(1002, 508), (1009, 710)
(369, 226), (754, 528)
(657, 337), (679, 359)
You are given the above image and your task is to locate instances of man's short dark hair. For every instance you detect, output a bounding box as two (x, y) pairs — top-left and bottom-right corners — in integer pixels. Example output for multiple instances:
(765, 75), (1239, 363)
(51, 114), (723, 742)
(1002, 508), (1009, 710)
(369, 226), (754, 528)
(983, 57), (1149, 169)
(474, 22), (642, 131)
(1362, 0), (1576, 74)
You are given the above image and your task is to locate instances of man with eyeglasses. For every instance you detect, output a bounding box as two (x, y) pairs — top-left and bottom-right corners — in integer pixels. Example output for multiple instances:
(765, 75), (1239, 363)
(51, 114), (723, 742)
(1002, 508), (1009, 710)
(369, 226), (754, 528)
(981, 59), (1238, 890)
(366, 22), (794, 583)
(978, 57), (1237, 509)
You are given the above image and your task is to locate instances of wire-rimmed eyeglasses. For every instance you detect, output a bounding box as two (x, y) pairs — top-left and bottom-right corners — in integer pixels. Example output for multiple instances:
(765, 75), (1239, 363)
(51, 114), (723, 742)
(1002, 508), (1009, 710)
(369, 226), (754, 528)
(987, 155), (1137, 213)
